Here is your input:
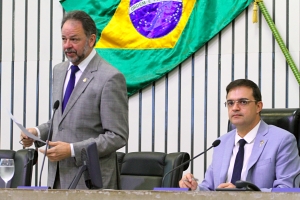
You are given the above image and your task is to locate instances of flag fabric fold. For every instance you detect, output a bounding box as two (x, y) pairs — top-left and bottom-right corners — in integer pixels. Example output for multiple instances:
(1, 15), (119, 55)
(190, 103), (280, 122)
(60, 0), (252, 96)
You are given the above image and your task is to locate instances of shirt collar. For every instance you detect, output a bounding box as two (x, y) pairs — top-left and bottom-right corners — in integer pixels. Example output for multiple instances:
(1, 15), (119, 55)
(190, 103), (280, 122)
(234, 120), (261, 145)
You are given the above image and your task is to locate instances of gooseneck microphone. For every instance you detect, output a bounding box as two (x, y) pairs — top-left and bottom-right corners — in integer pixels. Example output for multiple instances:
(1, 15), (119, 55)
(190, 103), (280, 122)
(161, 139), (221, 187)
(39, 100), (60, 187)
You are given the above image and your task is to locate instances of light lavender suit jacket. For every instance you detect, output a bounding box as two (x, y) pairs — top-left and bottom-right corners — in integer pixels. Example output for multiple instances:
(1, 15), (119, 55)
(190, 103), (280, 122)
(199, 120), (300, 191)
(37, 53), (129, 189)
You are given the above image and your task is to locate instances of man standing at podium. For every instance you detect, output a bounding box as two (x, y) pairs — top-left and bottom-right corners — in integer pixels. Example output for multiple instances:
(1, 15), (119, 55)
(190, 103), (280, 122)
(179, 79), (300, 191)
(20, 10), (128, 189)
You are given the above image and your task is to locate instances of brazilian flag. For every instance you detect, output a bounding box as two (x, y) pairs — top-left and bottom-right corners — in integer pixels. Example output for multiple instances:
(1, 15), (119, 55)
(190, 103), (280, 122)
(60, 0), (252, 96)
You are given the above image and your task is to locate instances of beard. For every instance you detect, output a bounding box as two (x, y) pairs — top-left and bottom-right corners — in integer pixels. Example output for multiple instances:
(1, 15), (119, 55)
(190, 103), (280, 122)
(65, 41), (89, 64)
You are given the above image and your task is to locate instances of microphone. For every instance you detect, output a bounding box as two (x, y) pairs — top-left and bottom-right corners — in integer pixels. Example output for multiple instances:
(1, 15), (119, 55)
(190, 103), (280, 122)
(39, 100), (60, 187)
(161, 139), (221, 187)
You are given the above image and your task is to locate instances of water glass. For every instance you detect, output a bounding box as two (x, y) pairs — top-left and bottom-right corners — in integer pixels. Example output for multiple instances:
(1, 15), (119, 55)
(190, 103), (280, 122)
(0, 159), (15, 188)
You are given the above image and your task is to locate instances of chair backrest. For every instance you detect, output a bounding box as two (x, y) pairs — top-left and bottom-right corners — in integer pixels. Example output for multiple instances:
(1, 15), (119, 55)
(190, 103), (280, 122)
(116, 151), (190, 190)
(0, 148), (38, 188)
(227, 108), (300, 154)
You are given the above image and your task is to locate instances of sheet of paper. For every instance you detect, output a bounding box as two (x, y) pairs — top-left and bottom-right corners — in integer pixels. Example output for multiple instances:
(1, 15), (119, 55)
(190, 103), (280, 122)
(9, 112), (46, 144)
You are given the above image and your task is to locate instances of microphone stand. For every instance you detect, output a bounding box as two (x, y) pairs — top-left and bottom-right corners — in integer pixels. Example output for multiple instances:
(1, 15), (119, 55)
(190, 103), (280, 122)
(38, 101), (60, 187)
(161, 139), (221, 187)
(161, 145), (213, 187)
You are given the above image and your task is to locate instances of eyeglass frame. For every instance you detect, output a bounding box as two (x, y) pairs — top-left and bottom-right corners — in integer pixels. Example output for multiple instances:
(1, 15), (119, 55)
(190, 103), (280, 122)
(19, 138), (24, 145)
(19, 138), (35, 168)
(224, 98), (258, 107)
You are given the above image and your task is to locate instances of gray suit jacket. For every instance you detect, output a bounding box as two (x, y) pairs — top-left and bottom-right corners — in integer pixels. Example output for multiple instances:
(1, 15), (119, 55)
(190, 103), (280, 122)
(37, 53), (129, 189)
(199, 120), (300, 191)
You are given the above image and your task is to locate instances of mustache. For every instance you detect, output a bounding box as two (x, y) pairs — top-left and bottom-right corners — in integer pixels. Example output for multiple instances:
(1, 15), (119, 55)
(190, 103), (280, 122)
(64, 49), (76, 53)
(231, 113), (242, 116)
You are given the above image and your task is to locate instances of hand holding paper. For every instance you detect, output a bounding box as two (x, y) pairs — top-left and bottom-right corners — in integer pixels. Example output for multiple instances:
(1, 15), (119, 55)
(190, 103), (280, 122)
(9, 112), (46, 144)
(20, 128), (39, 147)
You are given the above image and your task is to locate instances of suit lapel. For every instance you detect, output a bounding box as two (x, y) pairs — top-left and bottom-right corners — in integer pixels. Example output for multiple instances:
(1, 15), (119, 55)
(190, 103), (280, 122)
(246, 121), (269, 174)
(55, 63), (69, 117)
(60, 55), (99, 120)
(219, 132), (235, 184)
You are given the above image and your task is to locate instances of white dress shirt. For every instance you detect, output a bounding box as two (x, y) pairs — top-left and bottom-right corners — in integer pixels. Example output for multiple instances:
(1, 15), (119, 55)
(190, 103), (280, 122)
(62, 49), (96, 97)
(226, 120), (261, 183)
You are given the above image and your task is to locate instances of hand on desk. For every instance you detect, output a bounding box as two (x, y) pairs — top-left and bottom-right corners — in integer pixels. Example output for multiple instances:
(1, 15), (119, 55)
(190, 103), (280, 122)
(39, 141), (71, 162)
(217, 182), (236, 189)
(179, 173), (198, 191)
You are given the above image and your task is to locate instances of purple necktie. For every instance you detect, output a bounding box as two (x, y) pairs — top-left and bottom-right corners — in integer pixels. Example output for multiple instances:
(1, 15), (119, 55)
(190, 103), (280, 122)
(231, 139), (247, 184)
(62, 65), (80, 112)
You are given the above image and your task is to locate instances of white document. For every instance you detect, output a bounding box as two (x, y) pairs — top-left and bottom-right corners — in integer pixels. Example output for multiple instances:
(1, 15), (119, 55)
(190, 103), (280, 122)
(9, 112), (46, 144)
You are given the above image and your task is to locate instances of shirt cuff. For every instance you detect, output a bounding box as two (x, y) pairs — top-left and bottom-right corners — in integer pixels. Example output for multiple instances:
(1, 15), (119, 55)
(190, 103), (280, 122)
(70, 143), (75, 157)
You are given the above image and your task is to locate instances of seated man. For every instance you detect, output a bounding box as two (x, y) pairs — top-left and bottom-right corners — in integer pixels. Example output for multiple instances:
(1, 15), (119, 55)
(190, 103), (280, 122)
(179, 79), (300, 192)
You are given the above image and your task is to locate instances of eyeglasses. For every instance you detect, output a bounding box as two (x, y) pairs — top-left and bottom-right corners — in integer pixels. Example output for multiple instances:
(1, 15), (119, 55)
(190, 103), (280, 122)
(19, 138), (35, 168)
(224, 99), (257, 107)
(24, 149), (34, 168)
(19, 138), (24, 145)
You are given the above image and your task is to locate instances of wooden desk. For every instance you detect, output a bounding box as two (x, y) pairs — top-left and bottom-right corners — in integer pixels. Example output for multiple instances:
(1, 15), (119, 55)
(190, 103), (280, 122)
(1, 189), (300, 200)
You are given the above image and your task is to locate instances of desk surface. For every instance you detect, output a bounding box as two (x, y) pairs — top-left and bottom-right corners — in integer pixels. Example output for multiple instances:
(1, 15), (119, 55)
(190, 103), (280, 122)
(1, 189), (300, 200)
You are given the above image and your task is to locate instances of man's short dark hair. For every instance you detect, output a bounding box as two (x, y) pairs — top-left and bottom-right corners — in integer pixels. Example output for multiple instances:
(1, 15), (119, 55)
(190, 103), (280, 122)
(226, 79), (262, 101)
(61, 10), (97, 46)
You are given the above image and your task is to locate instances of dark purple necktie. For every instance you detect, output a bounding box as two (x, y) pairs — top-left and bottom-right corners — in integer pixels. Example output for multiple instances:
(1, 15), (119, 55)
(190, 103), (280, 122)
(231, 139), (247, 184)
(62, 65), (80, 112)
